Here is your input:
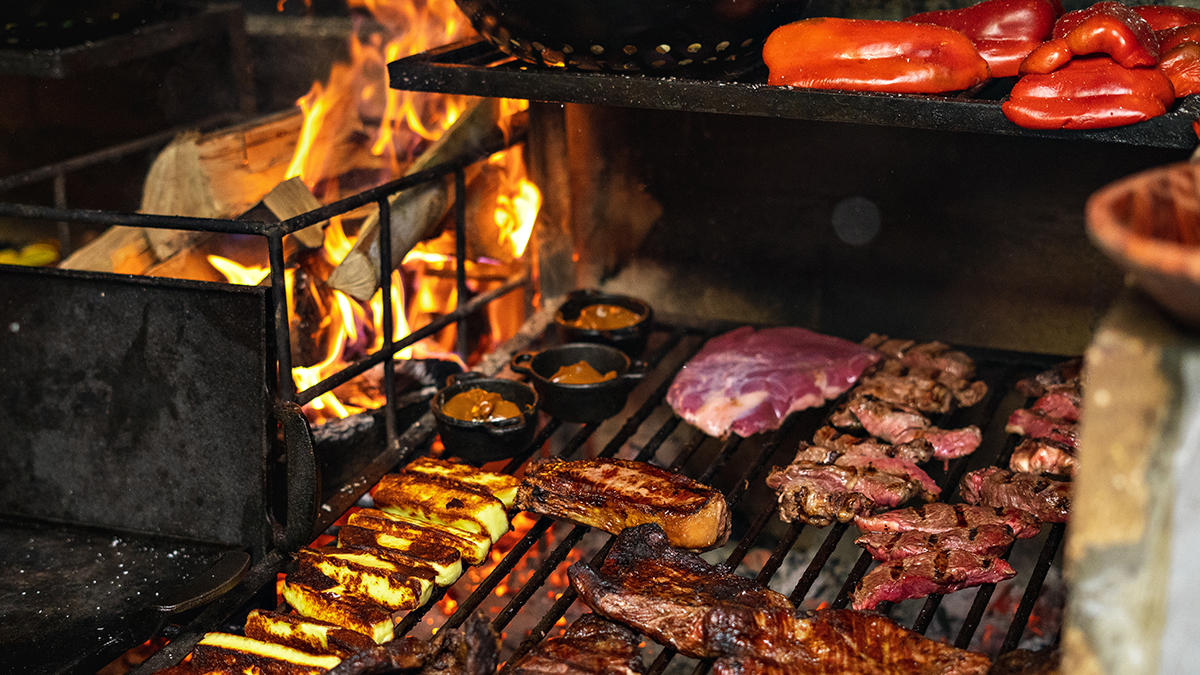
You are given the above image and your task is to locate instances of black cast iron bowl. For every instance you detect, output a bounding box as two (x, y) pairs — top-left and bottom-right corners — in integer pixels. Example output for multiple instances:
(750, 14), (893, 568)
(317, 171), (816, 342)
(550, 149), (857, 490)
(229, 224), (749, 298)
(554, 288), (653, 357)
(452, 0), (811, 72)
(510, 343), (646, 423)
(431, 373), (539, 463)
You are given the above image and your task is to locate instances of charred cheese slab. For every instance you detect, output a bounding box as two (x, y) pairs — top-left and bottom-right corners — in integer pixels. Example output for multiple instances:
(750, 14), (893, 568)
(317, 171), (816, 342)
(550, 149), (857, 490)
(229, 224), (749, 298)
(298, 547), (434, 611)
(515, 457), (731, 550)
(281, 566), (395, 644)
(373, 473), (510, 543)
(348, 508), (491, 566)
(338, 524), (463, 586)
(244, 609), (376, 658)
(405, 456), (521, 507)
(189, 632), (342, 674)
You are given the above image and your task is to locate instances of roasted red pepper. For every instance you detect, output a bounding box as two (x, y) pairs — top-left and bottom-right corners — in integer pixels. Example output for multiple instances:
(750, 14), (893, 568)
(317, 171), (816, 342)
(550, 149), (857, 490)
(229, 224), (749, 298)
(1157, 23), (1200, 52)
(1132, 4), (1200, 30)
(1160, 42), (1200, 96)
(1003, 56), (1175, 129)
(1019, 1), (1160, 74)
(763, 17), (991, 94)
(905, 0), (1057, 78)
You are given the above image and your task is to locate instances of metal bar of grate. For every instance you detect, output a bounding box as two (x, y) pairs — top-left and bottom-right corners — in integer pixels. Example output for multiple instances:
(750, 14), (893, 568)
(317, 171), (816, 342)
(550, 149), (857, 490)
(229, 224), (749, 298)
(1000, 522), (1067, 654)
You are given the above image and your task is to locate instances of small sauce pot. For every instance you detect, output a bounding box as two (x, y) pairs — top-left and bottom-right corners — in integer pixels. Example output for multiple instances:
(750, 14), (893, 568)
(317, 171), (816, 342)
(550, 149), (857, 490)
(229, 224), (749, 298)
(510, 343), (646, 423)
(554, 289), (653, 357)
(431, 373), (539, 463)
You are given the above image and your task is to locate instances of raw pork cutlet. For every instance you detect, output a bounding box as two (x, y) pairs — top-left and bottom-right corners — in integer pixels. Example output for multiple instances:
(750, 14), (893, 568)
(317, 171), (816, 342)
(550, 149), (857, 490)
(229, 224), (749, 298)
(569, 525), (992, 673)
(1006, 409), (1077, 448)
(960, 467), (1071, 523)
(567, 523), (797, 661)
(851, 549), (1016, 610)
(855, 523), (1016, 561)
(1009, 437), (1078, 478)
(855, 502), (1042, 539)
(833, 397), (983, 460)
(767, 461), (934, 526)
(812, 425), (936, 463)
(708, 609), (992, 675)
(666, 326), (881, 438)
(1016, 357), (1083, 398)
(508, 614), (646, 675)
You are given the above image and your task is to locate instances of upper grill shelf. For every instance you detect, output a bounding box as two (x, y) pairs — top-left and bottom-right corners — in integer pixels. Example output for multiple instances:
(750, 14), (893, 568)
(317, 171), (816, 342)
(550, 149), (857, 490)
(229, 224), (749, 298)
(390, 38), (1200, 149)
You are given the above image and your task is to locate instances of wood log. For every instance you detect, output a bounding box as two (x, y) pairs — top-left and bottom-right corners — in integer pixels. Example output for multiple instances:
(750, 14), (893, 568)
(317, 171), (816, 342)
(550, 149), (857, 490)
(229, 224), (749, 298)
(58, 225), (156, 274)
(326, 99), (516, 301)
(262, 176), (327, 249)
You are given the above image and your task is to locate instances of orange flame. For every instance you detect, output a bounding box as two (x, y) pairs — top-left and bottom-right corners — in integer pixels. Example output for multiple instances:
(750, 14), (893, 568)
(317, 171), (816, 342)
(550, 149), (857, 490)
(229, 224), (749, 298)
(206, 256), (269, 286)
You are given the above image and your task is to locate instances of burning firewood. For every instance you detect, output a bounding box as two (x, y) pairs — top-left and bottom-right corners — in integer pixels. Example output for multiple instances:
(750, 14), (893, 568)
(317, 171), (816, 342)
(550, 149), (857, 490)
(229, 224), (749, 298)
(262, 176), (328, 249)
(326, 99), (521, 301)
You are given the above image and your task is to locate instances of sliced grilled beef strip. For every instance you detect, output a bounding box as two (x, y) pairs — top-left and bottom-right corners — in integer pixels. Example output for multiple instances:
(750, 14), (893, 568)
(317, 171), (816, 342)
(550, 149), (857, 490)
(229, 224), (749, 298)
(960, 467), (1071, 524)
(508, 614), (646, 675)
(567, 523), (796, 660)
(855, 503), (1042, 539)
(1009, 437), (1078, 478)
(855, 373), (955, 414)
(862, 334), (978, 380)
(791, 441), (845, 465)
(854, 523), (1016, 562)
(836, 398), (983, 460)
(767, 461), (931, 526)
(812, 425), (936, 463)
(1005, 409), (1077, 448)
(859, 335), (987, 408)
(1015, 358), (1083, 398)
(833, 454), (940, 498)
(1029, 386), (1081, 422)
(709, 609), (992, 675)
(851, 549), (1017, 610)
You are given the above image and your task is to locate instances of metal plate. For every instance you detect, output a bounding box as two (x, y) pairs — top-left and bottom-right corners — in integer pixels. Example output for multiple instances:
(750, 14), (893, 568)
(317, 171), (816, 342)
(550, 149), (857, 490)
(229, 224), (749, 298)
(389, 39), (1200, 150)
(0, 265), (271, 549)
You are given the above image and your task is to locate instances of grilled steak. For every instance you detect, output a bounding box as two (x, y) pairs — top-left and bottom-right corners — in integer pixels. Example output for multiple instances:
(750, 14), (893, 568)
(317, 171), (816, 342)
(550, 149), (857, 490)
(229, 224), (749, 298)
(710, 609), (991, 675)
(863, 334), (978, 380)
(833, 454), (940, 498)
(1015, 358), (1083, 398)
(859, 335), (988, 409)
(1009, 437), (1078, 477)
(852, 549), (1017, 610)
(509, 614), (646, 675)
(515, 457), (730, 550)
(666, 326), (881, 438)
(813, 425), (936, 463)
(569, 523), (796, 660)
(855, 502), (1042, 539)
(1005, 409), (1077, 447)
(960, 467), (1071, 523)
(854, 524), (1016, 561)
(855, 372), (955, 414)
(1029, 387), (1081, 423)
(767, 461), (931, 526)
(836, 398), (983, 460)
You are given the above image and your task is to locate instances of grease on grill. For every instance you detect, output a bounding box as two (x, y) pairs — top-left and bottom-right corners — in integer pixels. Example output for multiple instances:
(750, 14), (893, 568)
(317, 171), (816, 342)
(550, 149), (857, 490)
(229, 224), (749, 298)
(550, 360), (617, 384)
(441, 388), (521, 422)
(558, 304), (642, 331)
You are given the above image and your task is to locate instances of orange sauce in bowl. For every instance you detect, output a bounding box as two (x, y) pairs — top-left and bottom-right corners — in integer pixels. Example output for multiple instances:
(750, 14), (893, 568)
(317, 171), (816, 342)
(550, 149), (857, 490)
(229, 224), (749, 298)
(559, 304), (642, 331)
(442, 388), (522, 422)
(550, 360), (617, 384)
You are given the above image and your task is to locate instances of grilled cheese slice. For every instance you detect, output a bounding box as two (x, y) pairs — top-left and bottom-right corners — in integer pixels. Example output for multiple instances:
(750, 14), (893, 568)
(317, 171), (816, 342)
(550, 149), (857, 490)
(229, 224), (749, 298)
(373, 473), (510, 543)
(244, 609), (376, 659)
(282, 566), (396, 644)
(338, 524), (463, 586)
(298, 548), (434, 611)
(190, 632), (342, 674)
(405, 456), (521, 507)
(348, 508), (491, 565)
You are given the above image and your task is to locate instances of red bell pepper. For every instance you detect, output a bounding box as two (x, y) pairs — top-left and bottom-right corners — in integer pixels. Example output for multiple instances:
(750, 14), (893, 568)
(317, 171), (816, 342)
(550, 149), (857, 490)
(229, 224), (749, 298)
(1160, 42), (1200, 96)
(905, 0), (1058, 78)
(763, 17), (991, 94)
(1132, 4), (1200, 30)
(1157, 23), (1200, 52)
(1003, 56), (1175, 129)
(1019, 1), (1160, 74)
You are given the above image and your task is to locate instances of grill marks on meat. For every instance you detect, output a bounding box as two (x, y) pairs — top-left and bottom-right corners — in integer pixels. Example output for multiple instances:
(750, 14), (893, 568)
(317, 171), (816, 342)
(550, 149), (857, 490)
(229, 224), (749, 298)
(859, 335), (989, 411)
(570, 524), (991, 674)
(1009, 437), (1078, 478)
(1005, 409), (1077, 448)
(855, 502), (1043, 539)
(851, 549), (1017, 610)
(509, 614), (646, 675)
(813, 425), (935, 463)
(568, 523), (796, 660)
(766, 461), (932, 526)
(855, 524), (1016, 561)
(666, 326), (881, 438)
(960, 467), (1071, 523)
(1007, 358), (1084, 477)
(835, 397), (983, 460)
(1015, 358), (1082, 398)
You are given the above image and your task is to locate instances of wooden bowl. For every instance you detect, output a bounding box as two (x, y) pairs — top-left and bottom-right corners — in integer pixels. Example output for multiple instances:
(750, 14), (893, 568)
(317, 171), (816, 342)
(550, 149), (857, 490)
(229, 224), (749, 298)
(1087, 161), (1200, 330)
